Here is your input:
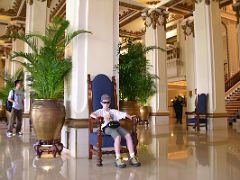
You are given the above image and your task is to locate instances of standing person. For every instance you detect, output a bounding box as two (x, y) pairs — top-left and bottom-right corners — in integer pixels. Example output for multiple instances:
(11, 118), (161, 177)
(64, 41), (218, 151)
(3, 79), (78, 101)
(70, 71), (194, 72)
(90, 94), (141, 168)
(6, 80), (24, 137)
(175, 96), (183, 124)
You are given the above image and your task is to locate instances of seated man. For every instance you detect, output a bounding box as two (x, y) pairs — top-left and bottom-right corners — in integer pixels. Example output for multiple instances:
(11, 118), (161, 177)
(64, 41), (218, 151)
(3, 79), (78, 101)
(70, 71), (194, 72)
(90, 94), (141, 168)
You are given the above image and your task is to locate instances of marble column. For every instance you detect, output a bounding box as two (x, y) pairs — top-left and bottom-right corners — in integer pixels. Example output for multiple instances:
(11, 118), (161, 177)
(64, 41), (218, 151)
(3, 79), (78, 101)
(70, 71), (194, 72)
(4, 47), (11, 77)
(144, 8), (169, 125)
(65, 0), (117, 119)
(63, 0), (118, 158)
(11, 33), (24, 75)
(181, 17), (196, 112)
(193, 1), (227, 131)
(24, 0), (49, 114)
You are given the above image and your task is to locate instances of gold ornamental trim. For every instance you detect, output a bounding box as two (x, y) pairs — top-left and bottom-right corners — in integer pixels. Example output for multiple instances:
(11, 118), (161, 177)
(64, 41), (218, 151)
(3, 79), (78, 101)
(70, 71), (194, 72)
(150, 112), (169, 116)
(207, 113), (229, 118)
(64, 119), (89, 129)
(194, 0), (220, 5)
(182, 20), (194, 40)
(142, 8), (169, 30)
(193, 0), (221, 10)
(233, 0), (240, 24)
(26, 0), (51, 8)
(26, 0), (33, 5)
(146, 1), (160, 5)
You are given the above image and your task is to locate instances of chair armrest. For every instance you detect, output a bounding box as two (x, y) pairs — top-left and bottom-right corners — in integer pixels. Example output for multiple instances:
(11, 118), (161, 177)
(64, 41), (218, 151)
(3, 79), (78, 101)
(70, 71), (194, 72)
(120, 117), (137, 134)
(89, 117), (103, 133)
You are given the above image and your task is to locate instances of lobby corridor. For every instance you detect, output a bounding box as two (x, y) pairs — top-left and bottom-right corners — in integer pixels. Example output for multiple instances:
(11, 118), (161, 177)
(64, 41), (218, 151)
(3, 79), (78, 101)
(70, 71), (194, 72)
(0, 121), (240, 180)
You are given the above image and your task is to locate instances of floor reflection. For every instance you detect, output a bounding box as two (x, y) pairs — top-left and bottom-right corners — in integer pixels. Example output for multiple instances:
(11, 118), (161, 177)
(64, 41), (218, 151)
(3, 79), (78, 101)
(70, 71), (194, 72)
(32, 157), (66, 180)
(0, 121), (240, 180)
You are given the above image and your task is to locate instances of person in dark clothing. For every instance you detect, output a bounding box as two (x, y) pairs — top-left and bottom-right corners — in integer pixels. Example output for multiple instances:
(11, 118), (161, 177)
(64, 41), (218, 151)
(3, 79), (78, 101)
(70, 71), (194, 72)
(173, 96), (184, 124)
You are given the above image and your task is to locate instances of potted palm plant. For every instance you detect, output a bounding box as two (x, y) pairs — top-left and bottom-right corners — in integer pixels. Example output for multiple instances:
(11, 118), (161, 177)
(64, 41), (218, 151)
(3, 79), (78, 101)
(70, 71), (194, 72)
(0, 69), (24, 122)
(117, 42), (145, 116)
(1, 17), (90, 157)
(138, 72), (158, 123)
(117, 41), (163, 117)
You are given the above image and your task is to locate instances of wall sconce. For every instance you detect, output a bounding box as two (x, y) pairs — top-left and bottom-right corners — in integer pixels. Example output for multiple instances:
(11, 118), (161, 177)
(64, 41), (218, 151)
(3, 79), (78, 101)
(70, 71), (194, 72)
(142, 8), (169, 30)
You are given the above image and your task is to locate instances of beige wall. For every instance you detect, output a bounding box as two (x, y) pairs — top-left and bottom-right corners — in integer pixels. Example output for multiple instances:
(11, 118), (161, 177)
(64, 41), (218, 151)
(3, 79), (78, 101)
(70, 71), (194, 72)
(222, 17), (240, 77)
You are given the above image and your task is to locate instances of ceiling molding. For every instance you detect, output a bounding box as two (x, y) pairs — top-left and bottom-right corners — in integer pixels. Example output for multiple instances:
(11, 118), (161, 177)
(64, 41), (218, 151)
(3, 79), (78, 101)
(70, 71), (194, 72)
(0, 0), (25, 17)
(120, 9), (136, 21)
(119, 2), (144, 11)
(120, 29), (145, 38)
(12, 0), (23, 13)
(26, 0), (52, 8)
(164, 0), (185, 7)
(220, 0), (233, 8)
(11, 16), (25, 21)
(0, 8), (16, 16)
(120, 11), (142, 28)
(50, 0), (65, 19)
(0, 22), (8, 26)
(166, 24), (177, 32)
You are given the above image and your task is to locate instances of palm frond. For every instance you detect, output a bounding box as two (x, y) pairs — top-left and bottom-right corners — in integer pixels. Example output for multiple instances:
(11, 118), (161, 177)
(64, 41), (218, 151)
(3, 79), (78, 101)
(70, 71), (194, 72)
(6, 17), (90, 99)
(117, 42), (160, 102)
(1, 33), (39, 53)
(65, 30), (92, 46)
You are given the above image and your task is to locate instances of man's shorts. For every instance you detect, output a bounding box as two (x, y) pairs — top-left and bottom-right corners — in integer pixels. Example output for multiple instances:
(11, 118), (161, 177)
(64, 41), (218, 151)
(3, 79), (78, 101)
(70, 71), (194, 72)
(104, 126), (129, 139)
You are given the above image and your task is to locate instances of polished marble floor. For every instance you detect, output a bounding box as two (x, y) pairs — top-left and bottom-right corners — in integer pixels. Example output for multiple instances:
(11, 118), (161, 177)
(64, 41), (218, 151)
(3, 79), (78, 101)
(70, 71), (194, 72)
(0, 121), (240, 180)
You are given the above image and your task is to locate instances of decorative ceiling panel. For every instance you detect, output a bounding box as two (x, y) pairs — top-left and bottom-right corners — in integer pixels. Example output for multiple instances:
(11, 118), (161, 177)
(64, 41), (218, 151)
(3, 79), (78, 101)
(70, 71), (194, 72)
(120, 6), (137, 21)
(0, 0), (15, 10)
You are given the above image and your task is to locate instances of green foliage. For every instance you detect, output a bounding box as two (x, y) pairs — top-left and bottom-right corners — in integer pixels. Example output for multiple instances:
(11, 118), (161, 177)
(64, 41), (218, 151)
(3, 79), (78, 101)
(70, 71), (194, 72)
(117, 42), (163, 104)
(138, 72), (158, 105)
(0, 69), (24, 105)
(1, 17), (90, 99)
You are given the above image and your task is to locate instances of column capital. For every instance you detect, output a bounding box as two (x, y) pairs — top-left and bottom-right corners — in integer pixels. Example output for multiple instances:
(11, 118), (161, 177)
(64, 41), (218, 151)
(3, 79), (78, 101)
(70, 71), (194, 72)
(6, 24), (25, 36)
(26, 0), (33, 5)
(142, 8), (169, 30)
(181, 20), (194, 40)
(233, 0), (240, 24)
(26, 0), (51, 8)
(194, 0), (219, 5)
(193, 0), (220, 10)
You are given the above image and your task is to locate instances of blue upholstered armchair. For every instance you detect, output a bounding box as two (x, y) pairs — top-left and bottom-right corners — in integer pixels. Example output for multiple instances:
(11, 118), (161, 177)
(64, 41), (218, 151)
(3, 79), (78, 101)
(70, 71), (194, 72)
(88, 74), (138, 166)
(186, 94), (208, 131)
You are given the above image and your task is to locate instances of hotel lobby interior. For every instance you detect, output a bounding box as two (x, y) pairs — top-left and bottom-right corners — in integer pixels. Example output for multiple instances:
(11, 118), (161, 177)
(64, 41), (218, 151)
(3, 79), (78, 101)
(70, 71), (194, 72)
(0, 0), (240, 179)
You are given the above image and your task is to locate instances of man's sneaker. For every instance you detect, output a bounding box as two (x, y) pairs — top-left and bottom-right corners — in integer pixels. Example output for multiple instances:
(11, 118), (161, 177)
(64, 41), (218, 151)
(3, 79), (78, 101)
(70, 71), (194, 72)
(114, 158), (126, 168)
(17, 132), (23, 136)
(6, 132), (13, 137)
(129, 156), (141, 167)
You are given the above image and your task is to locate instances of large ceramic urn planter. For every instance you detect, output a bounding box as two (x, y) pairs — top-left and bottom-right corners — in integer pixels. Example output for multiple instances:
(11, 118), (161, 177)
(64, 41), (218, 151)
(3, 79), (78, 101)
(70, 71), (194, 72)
(139, 106), (150, 126)
(119, 100), (140, 116)
(31, 99), (65, 157)
(139, 106), (150, 121)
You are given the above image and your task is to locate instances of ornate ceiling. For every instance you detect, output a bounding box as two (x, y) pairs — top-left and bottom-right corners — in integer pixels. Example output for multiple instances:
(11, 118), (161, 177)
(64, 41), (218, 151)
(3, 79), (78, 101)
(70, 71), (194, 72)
(119, 0), (234, 37)
(0, 0), (235, 47)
